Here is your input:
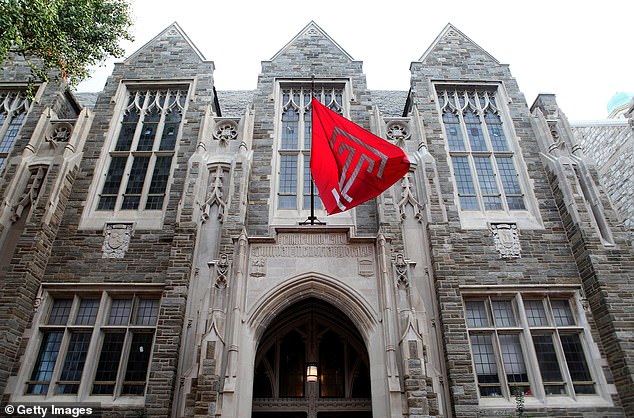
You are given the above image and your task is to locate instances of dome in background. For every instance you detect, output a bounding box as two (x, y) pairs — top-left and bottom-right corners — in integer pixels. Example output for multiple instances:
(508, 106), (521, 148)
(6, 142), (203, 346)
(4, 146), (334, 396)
(607, 92), (634, 118)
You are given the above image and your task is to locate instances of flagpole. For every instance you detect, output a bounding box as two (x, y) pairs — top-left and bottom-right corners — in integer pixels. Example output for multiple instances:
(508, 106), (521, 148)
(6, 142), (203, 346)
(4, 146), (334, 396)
(310, 75), (316, 225)
(301, 74), (324, 226)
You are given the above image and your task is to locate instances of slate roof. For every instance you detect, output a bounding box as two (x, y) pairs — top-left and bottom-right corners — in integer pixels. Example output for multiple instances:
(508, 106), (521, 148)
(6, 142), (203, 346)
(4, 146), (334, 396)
(73, 92), (100, 110)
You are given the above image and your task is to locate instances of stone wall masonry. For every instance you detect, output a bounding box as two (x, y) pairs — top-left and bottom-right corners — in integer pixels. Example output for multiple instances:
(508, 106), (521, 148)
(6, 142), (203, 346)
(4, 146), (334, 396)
(532, 96), (634, 416)
(0, 26), (216, 415)
(0, 163), (77, 394)
(408, 27), (627, 417)
(246, 25), (378, 237)
(572, 121), (634, 233)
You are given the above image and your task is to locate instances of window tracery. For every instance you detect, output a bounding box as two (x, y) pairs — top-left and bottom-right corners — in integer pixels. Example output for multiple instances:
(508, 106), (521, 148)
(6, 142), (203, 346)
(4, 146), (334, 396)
(277, 85), (344, 212)
(0, 90), (30, 172)
(437, 87), (526, 215)
(97, 88), (187, 212)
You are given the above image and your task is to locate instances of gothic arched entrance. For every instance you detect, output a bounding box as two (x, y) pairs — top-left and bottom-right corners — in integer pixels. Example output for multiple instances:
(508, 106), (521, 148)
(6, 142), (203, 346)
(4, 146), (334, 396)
(252, 298), (372, 418)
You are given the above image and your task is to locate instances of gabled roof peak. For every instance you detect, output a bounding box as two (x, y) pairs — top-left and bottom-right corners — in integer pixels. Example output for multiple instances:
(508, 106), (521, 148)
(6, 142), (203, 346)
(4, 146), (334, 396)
(270, 21), (354, 62)
(418, 23), (499, 64)
(125, 22), (208, 64)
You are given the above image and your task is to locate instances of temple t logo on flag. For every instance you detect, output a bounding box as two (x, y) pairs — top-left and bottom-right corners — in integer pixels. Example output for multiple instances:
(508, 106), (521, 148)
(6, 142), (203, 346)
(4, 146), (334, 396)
(310, 98), (410, 215)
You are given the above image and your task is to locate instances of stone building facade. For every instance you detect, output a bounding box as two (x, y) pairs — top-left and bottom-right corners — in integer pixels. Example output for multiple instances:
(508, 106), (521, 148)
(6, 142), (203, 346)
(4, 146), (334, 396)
(570, 102), (634, 242)
(1, 21), (633, 418)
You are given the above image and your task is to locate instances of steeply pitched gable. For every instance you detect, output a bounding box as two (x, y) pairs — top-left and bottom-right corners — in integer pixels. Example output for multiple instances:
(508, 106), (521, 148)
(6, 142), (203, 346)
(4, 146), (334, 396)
(125, 22), (208, 64)
(270, 21), (354, 62)
(418, 23), (500, 66)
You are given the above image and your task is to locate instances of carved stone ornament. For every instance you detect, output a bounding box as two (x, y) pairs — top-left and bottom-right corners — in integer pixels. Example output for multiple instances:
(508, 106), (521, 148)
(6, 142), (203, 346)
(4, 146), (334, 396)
(398, 173), (423, 222)
(358, 259), (374, 277)
(213, 120), (238, 144)
(386, 121), (411, 142)
(46, 121), (73, 145)
(490, 223), (521, 259)
(102, 223), (133, 258)
(250, 257), (266, 277)
(215, 253), (230, 288)
(202, 164), (229, 223)
(12, 166), (48, 222)
(393, 253), (409, 287)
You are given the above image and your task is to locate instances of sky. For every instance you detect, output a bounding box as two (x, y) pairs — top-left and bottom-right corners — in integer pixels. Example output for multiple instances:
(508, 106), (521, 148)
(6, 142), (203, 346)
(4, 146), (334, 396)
(76, 0), (633, 121)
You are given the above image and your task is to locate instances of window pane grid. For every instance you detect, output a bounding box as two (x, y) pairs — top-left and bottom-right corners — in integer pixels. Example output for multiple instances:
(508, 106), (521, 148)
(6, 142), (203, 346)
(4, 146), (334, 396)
(492, 300), (517, 327)
(122, 332), (154, 395)
(0, 111), (25, 153)
(470, 334), (501, 397)
(75, 299), (100, 325)
(452, 157), (479, 210)
(92, 332), (125, 395)
(145, 155), (172, 210)
(465, 301), (489, 327)
(108, 299), (132, 325)
(121, 156), (150, 209)
(133, 299), (159, 326)
(551, 300), (575, 326)
(97, 157), (128, 210)
(48, 299), (73, 325)
(524, 300), (548, 327)
(57, 332), (92, 394)
(27, 331), (64, 394)
(560, 334), (595, 394)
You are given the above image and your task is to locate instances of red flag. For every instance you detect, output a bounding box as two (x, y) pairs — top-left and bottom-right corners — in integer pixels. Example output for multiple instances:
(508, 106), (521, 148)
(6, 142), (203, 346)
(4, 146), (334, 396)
(311, 98), (410, 215)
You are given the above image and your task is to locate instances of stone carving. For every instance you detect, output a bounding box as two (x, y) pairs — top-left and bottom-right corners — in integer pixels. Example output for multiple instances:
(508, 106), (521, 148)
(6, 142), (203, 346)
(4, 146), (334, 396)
(386, 121), (410, 142)
(11, 165), (48, 222)
(250, 257), (266, 277)
(202, 164), (229, 223)
(547, 121), (568, 156)
(393, 253), (409, 287)
(215, 254), (230, 288)
(358, 259), (374, 277)
(398, 173), (423, 222)
(46, 121), (73, 145)
(490, 223), (521, 259)
(102, 223), (133, 258)
(213, 120), (239, 144)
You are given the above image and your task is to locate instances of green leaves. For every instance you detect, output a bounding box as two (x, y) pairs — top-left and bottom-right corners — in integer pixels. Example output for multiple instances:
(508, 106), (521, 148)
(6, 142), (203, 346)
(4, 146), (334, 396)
(0, 0), (133, 95)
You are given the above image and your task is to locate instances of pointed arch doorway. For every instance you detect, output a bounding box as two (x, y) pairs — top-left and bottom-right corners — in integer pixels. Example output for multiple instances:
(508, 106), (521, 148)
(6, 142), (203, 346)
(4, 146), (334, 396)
(252, 298), (373, 418)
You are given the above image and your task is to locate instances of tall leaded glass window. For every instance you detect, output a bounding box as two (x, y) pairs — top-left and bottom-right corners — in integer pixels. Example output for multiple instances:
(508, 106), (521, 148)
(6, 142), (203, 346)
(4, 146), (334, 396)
(0, 90), (30, 172)
(25, 292), (160, 399)
(97, 88), (187, 211)
(464, 293), (597, 403)
(277, 85), (344, 211)
(437, 87), (526, 213)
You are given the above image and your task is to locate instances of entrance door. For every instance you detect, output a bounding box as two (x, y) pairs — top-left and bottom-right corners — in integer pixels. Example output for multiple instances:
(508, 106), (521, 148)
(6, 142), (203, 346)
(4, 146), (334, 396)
(252, 298), (372, 418)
